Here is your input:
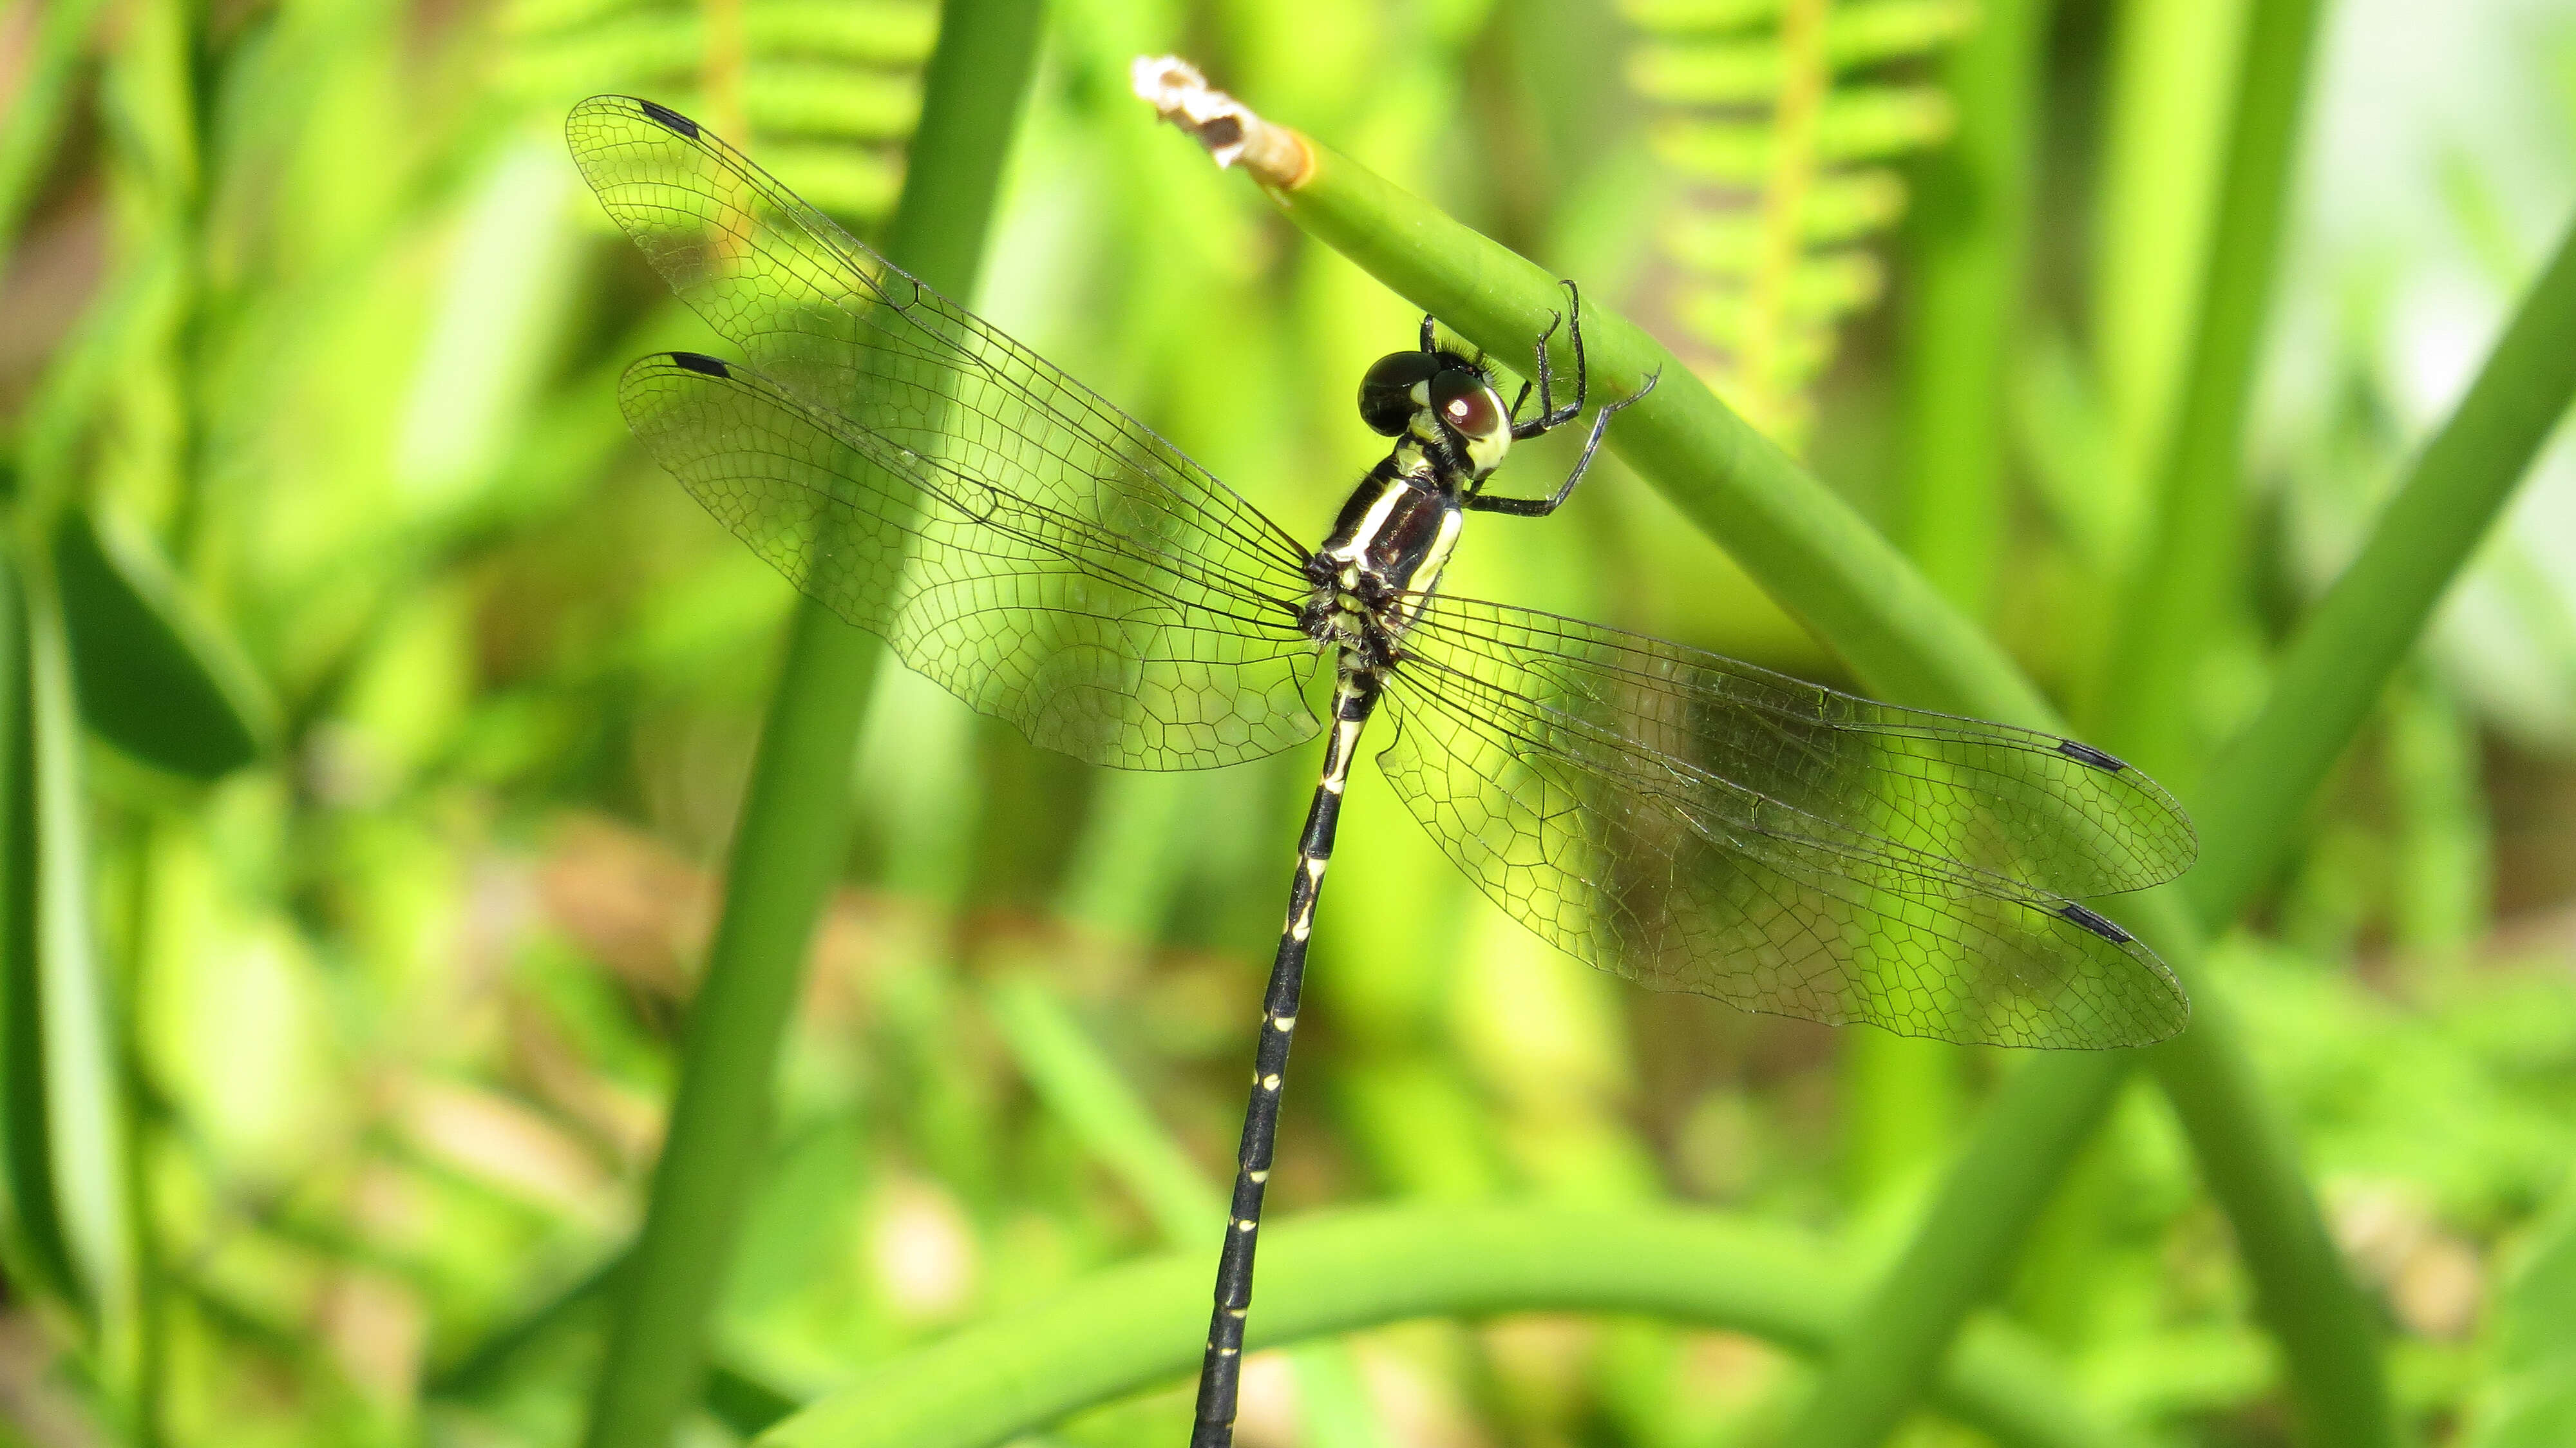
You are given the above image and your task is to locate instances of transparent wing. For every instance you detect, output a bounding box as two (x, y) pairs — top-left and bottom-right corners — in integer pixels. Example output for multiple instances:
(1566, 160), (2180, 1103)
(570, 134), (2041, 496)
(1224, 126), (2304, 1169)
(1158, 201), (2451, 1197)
(565, 95), (1312, 603)
(622, 354), (1323, 768)
(1378, 594), (2195, 1047)
(569, 94), (1325, 769)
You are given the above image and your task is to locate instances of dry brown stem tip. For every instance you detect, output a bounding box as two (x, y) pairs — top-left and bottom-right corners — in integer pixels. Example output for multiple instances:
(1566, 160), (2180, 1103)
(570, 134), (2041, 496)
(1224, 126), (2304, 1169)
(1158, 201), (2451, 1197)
(1129, 54), (1313, 190)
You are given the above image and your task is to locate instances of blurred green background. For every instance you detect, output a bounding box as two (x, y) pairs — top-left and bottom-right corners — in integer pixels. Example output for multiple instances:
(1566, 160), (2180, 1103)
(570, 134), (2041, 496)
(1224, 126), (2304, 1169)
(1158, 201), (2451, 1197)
(3, 0), (2576, 1443)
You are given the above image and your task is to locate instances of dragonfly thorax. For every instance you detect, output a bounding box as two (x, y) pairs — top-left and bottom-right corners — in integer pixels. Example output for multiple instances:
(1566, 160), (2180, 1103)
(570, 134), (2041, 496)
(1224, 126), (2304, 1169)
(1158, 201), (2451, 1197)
(1303, 468), (1465, 669)
(1302, 348), (1515, 669)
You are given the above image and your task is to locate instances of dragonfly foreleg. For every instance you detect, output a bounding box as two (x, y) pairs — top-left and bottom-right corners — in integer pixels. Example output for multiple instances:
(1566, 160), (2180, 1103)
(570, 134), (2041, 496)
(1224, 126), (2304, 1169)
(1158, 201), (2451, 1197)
(1469, 365), (1659, 519)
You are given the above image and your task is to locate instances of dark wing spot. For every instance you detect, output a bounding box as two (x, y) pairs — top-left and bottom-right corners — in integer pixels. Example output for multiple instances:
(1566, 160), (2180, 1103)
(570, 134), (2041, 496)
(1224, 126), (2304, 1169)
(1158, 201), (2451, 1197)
(637, 99), (701, 139)
(2057, 902), (2134, 944)
(670, 351), (731, 378)
(2056, 738), (2128, 772)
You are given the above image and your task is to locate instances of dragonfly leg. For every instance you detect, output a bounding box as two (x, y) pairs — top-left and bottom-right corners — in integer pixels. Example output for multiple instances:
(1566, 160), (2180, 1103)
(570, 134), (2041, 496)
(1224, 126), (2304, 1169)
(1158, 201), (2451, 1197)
(1468, 365), (1659, 517)
(1511, 279), (1589, 440)
(1509, 303), (1566, 430)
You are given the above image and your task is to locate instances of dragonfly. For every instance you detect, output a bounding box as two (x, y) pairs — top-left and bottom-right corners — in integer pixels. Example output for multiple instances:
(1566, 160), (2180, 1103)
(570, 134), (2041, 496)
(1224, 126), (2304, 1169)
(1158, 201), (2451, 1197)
(566, 93), (2194, 1448)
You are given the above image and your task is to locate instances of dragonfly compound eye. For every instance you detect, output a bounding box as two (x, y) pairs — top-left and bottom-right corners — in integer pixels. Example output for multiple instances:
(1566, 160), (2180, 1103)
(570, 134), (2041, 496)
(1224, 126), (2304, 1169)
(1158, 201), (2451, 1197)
(1358, 350), (1441, 436)
(1431, 372), (1504, 440)
(1430, 368), (1511, 472)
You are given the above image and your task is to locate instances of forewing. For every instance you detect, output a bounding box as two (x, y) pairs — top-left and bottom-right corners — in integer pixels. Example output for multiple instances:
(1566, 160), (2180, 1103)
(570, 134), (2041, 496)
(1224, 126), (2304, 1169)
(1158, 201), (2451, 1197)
(1379, 595), (2191, 1047)
(623, 354), (1321, 769)
(565, 95), (1312, 610)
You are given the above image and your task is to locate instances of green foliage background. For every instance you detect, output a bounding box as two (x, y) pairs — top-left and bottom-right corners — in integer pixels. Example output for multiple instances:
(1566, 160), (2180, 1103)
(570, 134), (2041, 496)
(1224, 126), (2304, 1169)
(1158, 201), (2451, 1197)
(1, 0), (2575, 1445)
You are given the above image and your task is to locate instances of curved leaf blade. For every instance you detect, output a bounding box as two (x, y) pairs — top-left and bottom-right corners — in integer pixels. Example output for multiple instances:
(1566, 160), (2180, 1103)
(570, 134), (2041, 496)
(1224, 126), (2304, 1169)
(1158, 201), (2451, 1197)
(53, 507), (276, 781)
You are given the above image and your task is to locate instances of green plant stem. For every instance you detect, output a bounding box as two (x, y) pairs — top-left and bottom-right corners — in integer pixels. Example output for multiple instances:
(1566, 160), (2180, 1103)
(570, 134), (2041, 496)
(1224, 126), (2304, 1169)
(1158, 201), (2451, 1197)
(2088, 0), (2248, 539)
(2099, 0), (2328, 782)
(576, 613), (882, 1448)
(1900, 0), (2047, 615)
(576, 3), (1041, 1443)
(1786, 205), (2576, 1448)
(757, 1205), (2136, 1448)
(1233, 120), (2382, 1445)
(1265, 142), (2052, 725)
(1854, 0), (2053, 1205)
(2185, 213), (2576, 928)
(23, 566), (138, 1342)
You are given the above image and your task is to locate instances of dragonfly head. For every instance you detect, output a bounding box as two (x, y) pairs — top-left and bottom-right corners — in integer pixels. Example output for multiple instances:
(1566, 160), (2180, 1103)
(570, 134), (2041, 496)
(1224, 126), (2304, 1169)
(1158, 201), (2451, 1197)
(1359, 348), (1513, 478)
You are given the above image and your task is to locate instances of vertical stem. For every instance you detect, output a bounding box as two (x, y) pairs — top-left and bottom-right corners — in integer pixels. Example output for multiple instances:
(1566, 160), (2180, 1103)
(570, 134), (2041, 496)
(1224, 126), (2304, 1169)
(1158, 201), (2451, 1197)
(576, 3), (1043, 1443)
(2098, 0), (2329, 781)
(1855, 0), (2054, 1206)
(24, 573), (135, 1371)
(1899, 0), (2047, 616)
(2089, 0), (2249, 515)
(576, 607), (884, 1448)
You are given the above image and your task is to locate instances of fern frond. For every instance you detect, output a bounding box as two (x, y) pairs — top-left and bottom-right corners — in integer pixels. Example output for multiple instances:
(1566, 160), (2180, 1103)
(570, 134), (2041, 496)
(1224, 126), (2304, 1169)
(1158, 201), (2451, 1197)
(1625, 0), (1971, 448)
(498, 0), (937, 222)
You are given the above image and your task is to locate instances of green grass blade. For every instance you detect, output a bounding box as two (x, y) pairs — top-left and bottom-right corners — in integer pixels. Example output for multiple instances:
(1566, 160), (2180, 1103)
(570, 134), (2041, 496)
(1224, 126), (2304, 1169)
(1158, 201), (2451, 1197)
(430, 1244), (802, 1427)
(2099, 0), (2329, 781)
(24, 568), (136, 1337)
(757, 1205), (2139, 1448)
(1786, 202), (2576, 1448)
(706, 1362), (805, 1438)
(2186, 213), (2576, 927)
(1853, 0), (2052, 1204)
(53, 507), (276, 781)
(987, 973), (1222, 1237)
(0, 545), (80, 1308)
(429, 1251), (623, 1398)
(576, 3), (1043, 1443)
(1897, 0), (2045, 616)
